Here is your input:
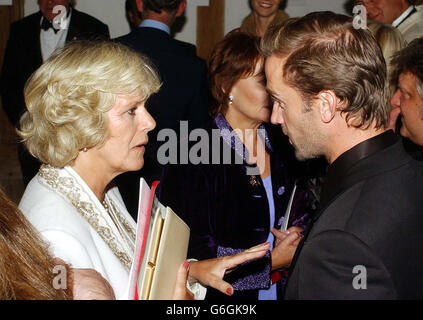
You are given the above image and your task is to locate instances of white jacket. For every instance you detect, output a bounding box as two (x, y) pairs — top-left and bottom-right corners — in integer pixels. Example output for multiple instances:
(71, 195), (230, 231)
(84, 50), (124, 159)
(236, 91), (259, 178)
(19, 165), (136, 299)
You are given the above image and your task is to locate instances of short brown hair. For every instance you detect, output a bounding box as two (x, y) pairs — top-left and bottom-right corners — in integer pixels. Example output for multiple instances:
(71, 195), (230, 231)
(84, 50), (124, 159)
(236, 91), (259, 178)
(142, 0), (183, 14)
(208, 31), (263, 117)
(261, 11), (390, 129)
(390, 38), (423, 100)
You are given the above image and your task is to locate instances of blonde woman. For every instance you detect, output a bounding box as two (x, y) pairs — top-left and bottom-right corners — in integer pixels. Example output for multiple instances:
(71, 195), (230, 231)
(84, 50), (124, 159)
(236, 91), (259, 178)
(18, 41), (269, 300)
(367, 20), (406, 104)
(240, 0), (289, 37)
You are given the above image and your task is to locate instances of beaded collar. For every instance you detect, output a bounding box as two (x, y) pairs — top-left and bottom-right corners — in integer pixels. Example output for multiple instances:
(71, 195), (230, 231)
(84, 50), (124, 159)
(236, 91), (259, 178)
(214, 113), (272, 161)
(214, 113), (272, 177)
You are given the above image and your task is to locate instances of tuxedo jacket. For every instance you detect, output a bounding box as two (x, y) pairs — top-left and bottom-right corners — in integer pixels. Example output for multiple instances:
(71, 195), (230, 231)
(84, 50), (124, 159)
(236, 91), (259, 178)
(0, 9), (110, 126)
(285, 131), (423, 299)
(115, 27), (210, 217)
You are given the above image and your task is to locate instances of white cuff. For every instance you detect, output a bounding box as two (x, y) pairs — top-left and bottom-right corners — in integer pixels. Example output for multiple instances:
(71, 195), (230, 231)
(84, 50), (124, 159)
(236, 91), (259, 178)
(186, 258), (207, 300)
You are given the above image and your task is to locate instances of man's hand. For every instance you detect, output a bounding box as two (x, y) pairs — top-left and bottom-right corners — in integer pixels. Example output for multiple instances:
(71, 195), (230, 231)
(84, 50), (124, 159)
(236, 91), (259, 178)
(271, 226), (303, 270)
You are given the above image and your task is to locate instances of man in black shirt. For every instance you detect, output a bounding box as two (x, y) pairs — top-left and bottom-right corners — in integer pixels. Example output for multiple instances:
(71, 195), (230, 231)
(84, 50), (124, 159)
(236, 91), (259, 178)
(263, 12), (423, 299)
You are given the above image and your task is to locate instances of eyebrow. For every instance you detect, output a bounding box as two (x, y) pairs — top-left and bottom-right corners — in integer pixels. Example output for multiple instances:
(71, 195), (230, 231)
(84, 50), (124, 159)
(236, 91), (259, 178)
(266, 88), (283, 102)
(266, 88), (276, 97)
(398, 85), (411, 96)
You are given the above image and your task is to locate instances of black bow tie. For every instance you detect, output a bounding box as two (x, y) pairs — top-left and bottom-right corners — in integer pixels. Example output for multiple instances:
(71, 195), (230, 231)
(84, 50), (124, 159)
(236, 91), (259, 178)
(41, 18), (59, 33)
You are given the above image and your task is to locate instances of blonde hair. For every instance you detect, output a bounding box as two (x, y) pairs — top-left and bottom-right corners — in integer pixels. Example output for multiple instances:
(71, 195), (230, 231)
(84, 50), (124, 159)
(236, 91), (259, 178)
(0, 189), (71, 300)
(19, 41), (161, 167)
(367, 20), (406, 102)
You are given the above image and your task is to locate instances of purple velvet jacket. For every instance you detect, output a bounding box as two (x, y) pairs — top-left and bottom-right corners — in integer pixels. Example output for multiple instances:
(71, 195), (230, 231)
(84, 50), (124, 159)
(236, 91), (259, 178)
(158, 115), (309, 300)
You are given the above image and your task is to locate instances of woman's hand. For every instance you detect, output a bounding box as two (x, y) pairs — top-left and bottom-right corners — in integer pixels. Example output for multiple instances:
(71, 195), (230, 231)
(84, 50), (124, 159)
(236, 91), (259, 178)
(270, 226), (303, 270)
(172, 261), (194, 300)
(187, 242), (270, 296)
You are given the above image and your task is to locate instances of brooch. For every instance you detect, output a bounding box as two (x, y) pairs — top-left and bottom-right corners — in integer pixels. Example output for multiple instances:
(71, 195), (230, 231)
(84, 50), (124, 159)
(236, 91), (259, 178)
(249, 175), (261, 187)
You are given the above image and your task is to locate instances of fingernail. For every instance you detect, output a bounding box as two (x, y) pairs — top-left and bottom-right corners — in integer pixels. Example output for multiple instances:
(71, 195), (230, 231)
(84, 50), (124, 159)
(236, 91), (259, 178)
(183, 261), (190, 270)
(226, 287), (233, 296)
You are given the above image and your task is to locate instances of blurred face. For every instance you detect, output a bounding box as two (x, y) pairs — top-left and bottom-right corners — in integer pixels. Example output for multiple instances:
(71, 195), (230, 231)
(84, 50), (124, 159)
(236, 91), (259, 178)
(355, 0), (407, 24)
(39, 0), (71, 21)
(251, 0), (283, 18)
(390, 72), (423, 145)
(266, 55), (324, 161)
(226, 60), (271, 126)
(91, 94), (156, 176)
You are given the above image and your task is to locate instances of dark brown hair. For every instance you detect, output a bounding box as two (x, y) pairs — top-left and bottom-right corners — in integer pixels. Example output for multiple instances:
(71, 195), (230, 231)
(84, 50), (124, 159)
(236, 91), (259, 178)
(261, 11), (390, 129)
(208, 31), (264, 117)
(142, 0), (183, 14)
(390, 37), (423, 99)
(0, 189), (72, 300)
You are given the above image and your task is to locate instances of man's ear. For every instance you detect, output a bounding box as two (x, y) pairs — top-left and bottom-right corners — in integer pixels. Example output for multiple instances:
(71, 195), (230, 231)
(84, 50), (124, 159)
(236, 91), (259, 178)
(176, 0), (187, 17)
(136, 0), (143, 13)
(317, 90), (338, 123)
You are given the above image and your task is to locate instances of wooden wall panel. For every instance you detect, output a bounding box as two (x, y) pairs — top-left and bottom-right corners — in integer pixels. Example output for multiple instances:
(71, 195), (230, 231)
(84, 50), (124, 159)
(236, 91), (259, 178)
(0, 0), (24, 68)
(0, 0), (24, 203)
(197, 0), (224, 62)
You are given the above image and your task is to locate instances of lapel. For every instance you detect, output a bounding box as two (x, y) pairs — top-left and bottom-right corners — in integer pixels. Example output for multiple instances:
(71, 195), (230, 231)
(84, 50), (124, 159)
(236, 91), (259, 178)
(267, 127), (293, 225)
(395, 6), (417, 28)
(213, 116), (290, 228)
(66, 9), (80, 42)
(28, 12), (43, 69)
(284, 131), (406, 292)
(37, 165), (136, 270)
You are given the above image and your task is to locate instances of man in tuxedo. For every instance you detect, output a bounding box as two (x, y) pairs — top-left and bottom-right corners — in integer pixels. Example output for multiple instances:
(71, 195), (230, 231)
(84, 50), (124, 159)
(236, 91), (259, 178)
(263, 12), (423, 299)
(115, 0), (210, 218)
(355, 0), (423, 43)
(0, 0), (110, 186)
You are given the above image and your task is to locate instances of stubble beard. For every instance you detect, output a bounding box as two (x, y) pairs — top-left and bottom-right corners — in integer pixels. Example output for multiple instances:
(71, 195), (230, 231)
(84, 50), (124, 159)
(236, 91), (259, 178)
(291, 120), (325, 162)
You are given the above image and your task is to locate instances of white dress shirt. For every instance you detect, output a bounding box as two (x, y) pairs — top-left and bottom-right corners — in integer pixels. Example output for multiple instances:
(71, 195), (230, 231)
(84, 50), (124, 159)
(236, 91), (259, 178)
(40, 9), (72, 61)
(392, 5), (423, 43)
(392, 5), (415, 28)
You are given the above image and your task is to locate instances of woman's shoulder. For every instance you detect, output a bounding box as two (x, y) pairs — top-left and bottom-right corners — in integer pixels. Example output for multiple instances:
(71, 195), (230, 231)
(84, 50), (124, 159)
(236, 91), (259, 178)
(19, 175), (90, 235)
(239, 13), (255, 35)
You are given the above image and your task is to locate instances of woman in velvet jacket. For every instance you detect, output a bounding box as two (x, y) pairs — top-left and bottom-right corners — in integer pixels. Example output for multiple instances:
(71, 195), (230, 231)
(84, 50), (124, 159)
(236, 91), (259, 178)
(158, 32), (309, 300)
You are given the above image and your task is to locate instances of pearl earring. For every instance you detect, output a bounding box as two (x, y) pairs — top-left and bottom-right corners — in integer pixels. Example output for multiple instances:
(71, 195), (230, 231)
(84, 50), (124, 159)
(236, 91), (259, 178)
(229, 95), (234, 105)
